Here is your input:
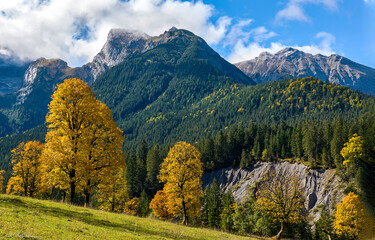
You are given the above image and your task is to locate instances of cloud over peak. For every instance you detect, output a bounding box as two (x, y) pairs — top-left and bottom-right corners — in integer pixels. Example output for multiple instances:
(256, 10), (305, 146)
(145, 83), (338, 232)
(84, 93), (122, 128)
(0, 0), (230, 66)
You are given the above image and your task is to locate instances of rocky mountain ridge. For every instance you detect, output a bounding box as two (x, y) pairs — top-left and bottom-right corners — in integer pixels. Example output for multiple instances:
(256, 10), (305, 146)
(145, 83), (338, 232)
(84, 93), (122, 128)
(235, 47), (375, 96)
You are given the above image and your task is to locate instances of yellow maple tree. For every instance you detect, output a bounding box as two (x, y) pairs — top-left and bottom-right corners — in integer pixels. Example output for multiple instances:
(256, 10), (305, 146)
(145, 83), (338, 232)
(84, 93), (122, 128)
(158, 141), (203, 225)
(334, 192), (375, 239)
(77, 101), (125, 207)
(341, 133), (365, 167)
(256, 169), (306, 240)
(44, 78), (125, 204)
(0, 170), (5, 193)
(6, 141), (44, 197)
(149, 190), (174, 220)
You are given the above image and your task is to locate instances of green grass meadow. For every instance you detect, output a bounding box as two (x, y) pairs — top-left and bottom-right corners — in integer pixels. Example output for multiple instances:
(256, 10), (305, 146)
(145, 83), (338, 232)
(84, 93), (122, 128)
(0, 194), (262, 240)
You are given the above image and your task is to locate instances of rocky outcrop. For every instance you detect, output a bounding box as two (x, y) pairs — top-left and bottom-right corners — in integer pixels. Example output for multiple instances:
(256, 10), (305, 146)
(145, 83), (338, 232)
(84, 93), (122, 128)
(202, 161), (345, 222)
(16, 58), (69, 104)
(235, 48), (375, 96)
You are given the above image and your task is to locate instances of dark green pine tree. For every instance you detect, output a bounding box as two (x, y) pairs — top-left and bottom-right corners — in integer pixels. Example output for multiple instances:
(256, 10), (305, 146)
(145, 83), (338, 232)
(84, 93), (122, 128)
(126, 148), (137, 198)
(215, 131), (228, 169)
(330, 117), (347, 168)
(201, 178), (223, 228)
(221, 190), (235, 231)
(137, 190), (150, 217)
(146, 145), (163, 195)
(302, 121), (323, 167)
(291, 124), (304, 159)
(200, 137), (215, 171)
(240, 149), (252, 169)
(135, 140), (148, 196)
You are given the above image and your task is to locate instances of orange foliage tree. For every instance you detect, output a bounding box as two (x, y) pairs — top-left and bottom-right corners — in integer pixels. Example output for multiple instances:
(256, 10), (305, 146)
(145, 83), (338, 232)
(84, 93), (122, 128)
(149, 190), (174, 220)
(158, 141), (203, 225)
(124, 197), (139, 216)
(6, 141), (44, 196)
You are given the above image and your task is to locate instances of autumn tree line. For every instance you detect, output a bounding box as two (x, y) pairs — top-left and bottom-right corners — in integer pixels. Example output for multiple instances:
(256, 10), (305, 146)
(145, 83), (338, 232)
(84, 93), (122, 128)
(0, 78), (375, 239)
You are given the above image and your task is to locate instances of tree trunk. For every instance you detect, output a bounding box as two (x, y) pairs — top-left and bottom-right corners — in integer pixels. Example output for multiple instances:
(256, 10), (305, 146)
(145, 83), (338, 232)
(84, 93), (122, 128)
(275, 221), (285, 240)
(50, 186), (55, 200)
(84, 180), (91, 207)
(70, 181), (76, 204)
(182, 200), (188, 225)
(69, 169), (76, 204)
(84, 192), (90, 208)
(62, 190), (66, 202)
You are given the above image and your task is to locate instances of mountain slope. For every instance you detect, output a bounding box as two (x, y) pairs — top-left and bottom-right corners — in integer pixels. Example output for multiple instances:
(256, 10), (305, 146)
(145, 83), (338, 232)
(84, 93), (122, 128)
(0, 194), (253, 240)
(235, 48), (375, 96)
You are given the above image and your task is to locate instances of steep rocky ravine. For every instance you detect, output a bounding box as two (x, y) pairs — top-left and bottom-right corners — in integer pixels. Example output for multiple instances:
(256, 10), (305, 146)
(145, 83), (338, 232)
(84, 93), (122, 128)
(202, 161), (345, 222)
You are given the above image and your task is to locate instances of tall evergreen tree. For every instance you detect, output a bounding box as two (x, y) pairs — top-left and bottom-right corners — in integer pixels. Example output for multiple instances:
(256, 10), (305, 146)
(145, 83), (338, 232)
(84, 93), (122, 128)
(146, 145), (162, 195)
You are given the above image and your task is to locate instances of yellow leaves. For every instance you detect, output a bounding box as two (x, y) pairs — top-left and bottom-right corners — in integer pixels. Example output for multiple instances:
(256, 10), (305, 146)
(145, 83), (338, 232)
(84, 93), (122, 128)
(149, 190), (174, 220)
(334, 192), (375, 239)
(98, 167), (129, 212)
(158, 141), (203, 223)
(340, 134), (365, 167)
(124, 197), (140, 216)
(255, 169), (305, 225)
(0, 170), (5, 193)
(44, 78), (125, 203)
(6, 141), (44, 196)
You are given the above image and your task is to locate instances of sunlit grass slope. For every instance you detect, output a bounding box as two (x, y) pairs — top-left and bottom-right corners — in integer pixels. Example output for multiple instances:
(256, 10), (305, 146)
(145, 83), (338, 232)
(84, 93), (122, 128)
(0, 194), (261, 240)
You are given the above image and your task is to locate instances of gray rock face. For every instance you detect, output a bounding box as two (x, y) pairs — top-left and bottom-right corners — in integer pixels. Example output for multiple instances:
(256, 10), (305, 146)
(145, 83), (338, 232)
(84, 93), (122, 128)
(202, 162), (345, 222)
(235, 48), (375, 96)
(16, 58), (68, 104)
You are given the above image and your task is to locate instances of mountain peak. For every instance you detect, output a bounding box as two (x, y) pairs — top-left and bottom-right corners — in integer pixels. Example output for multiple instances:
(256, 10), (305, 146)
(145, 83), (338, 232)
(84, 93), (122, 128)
(235, 48), (375, 95)
(107, 28), (150, 43)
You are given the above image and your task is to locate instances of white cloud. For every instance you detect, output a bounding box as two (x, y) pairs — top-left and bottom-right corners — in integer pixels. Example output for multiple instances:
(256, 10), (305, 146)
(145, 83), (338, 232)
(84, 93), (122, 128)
(276, 0), (338, 22)
(227, 32), (336, 63)
(364, 0), (375, 3)
(0, 0), (232, 66)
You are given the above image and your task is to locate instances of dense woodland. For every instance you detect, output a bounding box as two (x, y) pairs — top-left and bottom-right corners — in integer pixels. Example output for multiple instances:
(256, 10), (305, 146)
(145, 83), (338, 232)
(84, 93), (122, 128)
(0, 75), (375, 239)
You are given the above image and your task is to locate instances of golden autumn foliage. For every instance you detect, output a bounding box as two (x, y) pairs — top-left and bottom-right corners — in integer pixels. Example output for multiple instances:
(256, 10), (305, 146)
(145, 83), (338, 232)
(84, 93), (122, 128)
(97, 167), (129, 212)
(124, 197), (140, 216)
(149, 190), (174, 220)
(6, 141), (44, 197)
(256, 169), (305, 240)
(341, 133), (365, 167)
(44, 78), (124, 204)
(158, 141), (203, 225)
(0, 170), (5, 193)
(334, 192), (375, 239)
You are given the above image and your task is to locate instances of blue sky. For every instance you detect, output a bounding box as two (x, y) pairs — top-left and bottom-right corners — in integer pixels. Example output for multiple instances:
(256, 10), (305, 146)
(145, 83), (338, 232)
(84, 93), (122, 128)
(0, 0), (373, 68)
(206, 0), (375, 67)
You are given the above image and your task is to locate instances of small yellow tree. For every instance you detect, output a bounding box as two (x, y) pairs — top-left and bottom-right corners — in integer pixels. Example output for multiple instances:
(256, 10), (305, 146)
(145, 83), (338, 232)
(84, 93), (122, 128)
(124, 197), (139, 216)
(6, 141), (44, 196)
(341, 133), (365, 167)
(97, 167), (129, 212)
(256, 169), (306, 240)
(334, 192), (375, 239)
(0, 170), (5, 193)
(158, 141), (203, 225)
(149, 190), (174, 220)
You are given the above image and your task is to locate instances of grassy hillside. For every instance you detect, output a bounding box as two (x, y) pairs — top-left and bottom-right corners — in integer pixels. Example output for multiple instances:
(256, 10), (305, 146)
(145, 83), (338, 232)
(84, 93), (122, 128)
(0, 194), (261, 240)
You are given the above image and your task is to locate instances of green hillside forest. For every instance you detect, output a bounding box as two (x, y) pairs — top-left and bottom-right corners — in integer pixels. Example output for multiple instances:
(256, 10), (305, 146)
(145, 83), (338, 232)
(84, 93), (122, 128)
(1, 76), (375, 239)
